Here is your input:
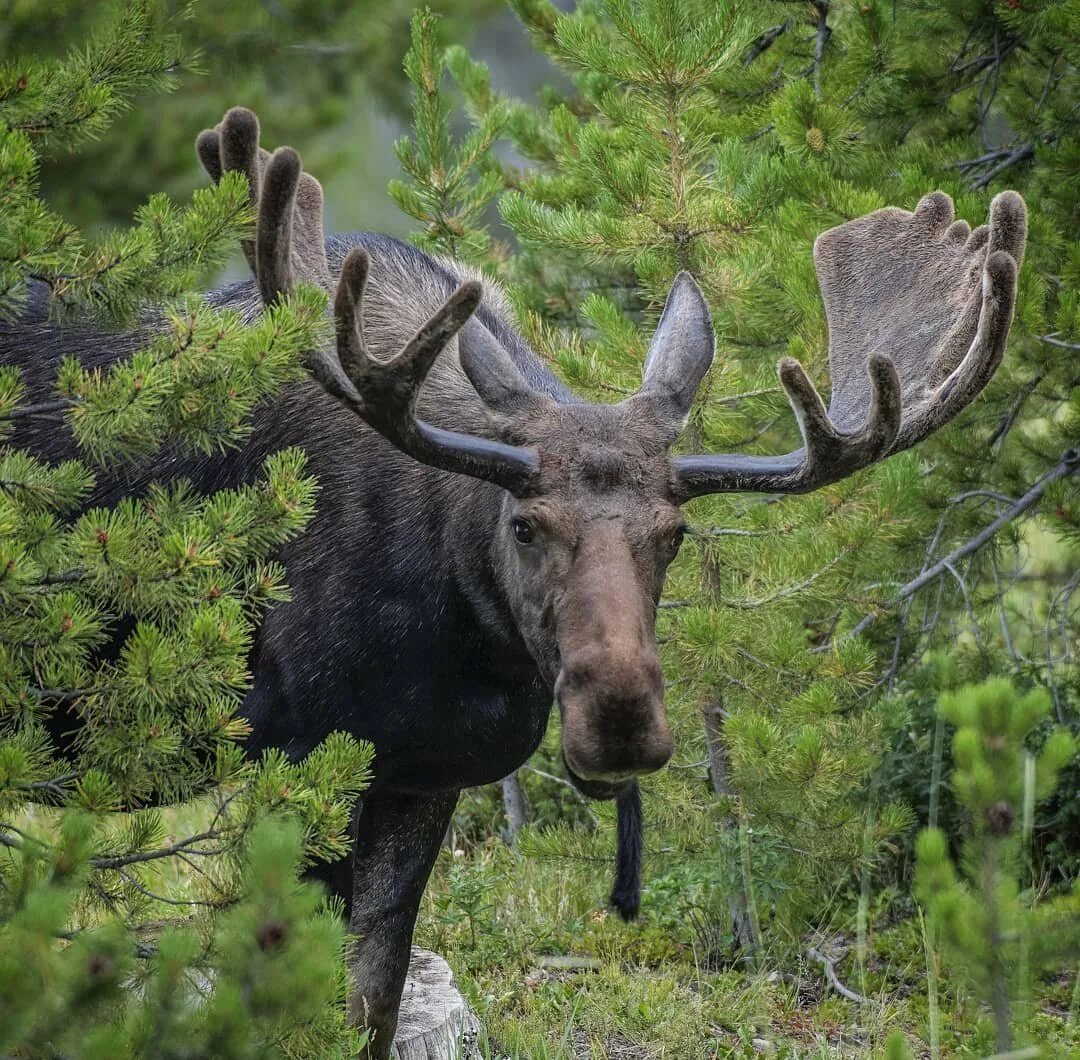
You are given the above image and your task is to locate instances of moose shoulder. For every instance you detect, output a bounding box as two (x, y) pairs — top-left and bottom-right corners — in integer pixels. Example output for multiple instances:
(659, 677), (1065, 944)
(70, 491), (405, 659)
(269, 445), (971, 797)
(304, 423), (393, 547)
(1, 107), (1027, 1060)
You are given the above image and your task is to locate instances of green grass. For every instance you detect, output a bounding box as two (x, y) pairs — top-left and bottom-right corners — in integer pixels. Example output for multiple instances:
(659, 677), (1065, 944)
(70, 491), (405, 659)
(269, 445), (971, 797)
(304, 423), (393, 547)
(410, 833), (1080, 1059)
(13, 797), (1076, 1058)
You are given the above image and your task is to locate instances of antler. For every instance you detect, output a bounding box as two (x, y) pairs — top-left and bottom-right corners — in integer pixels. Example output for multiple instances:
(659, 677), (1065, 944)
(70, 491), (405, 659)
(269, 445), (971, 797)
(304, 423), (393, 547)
(323, 250), (541, 493)
(674, 190), (1027, 500)
(196, 107), (330, 301)
(196, 108), (542, 496)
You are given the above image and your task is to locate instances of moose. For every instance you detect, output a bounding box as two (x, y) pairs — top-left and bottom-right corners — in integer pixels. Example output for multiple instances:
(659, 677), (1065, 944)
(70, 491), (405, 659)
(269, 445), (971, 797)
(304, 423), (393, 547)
(2, 106), (1026, 1057)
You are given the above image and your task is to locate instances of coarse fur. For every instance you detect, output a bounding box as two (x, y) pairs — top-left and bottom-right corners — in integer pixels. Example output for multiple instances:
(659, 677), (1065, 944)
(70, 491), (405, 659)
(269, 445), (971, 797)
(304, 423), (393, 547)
(2, 233), (578, 789)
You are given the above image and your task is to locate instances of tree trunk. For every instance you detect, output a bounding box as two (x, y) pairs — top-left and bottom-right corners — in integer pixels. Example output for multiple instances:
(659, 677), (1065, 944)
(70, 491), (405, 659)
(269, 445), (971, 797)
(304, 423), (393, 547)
(390, 948), (481, 1060)
(703, 698), (757, 959)
(501, 770), (530, 843)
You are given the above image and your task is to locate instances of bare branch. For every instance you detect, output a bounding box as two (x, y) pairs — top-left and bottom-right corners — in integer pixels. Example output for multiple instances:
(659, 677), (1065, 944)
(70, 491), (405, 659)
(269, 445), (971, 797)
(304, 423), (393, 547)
(972, 142), (1035, 190)
(807, 946), (867, 1004)
(90, 828), (230, 870)
(114, 867), (224, 909)
(811, 2), (831, 100)
(846, 448), (1080, 641)
(742, 21), (791, 68)
(1038, 333), (1080, 351)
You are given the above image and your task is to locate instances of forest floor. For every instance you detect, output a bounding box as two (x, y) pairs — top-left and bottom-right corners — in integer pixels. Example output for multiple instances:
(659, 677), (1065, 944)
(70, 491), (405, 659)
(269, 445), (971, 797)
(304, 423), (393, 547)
(408, 834), (1079, 1060)
(16, 790), (1078, 1058)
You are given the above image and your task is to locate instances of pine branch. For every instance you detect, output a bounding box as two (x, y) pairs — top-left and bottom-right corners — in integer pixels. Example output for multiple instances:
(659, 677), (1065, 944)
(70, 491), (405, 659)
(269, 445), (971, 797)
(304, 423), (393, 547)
(89, 827), (230, 869)
(714, 549), (851, 610)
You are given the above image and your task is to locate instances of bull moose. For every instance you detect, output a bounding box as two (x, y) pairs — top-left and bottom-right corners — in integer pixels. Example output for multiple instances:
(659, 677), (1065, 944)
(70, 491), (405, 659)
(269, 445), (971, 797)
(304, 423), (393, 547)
(2, 106), (1026, 1057)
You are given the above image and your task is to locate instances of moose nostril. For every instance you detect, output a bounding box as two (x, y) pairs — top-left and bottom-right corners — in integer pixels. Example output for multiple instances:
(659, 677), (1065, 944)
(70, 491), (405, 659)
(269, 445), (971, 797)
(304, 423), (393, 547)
(643, 721), (675, 771)
(559, 681), (673, 782)
(562, 722), (672, 782)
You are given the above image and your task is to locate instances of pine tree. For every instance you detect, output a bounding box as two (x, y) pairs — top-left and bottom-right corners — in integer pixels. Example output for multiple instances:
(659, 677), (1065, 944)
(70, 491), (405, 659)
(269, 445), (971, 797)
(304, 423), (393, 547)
(1, 5), (372, 1053)
(0, 817), (369, 1058)
(390, 0), (1078, 958)
(914, 678), (1077, 1053)
(0, 0), (501, 234)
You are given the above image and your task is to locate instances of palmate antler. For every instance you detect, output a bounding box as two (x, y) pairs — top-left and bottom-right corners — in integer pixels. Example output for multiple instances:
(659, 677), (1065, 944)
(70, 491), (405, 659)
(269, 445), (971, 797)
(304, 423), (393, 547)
(674, 190), (1027, 499)
(197, 108), (1027, 504)
(195, 108), (540, 494)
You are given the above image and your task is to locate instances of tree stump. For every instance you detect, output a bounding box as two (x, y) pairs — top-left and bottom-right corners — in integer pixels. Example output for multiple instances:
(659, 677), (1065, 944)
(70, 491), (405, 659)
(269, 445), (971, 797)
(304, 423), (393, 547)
(389, 948), (480, 1060)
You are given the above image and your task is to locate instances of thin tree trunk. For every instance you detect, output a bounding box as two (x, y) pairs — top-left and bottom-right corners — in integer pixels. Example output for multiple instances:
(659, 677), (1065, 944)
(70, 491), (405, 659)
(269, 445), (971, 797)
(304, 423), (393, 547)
(985, 842), (1013, 1053)
(703, 698), (757, 960)
(501, 771), (530, 843)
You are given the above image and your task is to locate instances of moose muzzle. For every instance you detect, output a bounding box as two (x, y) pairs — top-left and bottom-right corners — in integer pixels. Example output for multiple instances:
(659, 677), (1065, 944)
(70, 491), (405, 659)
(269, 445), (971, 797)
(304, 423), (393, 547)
(539, 515), (676, 793)
(556, 641), (673, 789)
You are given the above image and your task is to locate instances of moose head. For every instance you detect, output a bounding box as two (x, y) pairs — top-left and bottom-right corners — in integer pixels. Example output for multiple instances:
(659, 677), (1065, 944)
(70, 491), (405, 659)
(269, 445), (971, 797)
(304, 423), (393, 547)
(197, 109), (1027, 795)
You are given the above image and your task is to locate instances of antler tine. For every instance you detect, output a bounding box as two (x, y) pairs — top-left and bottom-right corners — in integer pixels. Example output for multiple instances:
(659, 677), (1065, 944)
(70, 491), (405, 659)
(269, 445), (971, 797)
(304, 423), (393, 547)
(777, 352), (902, 486)
(255, 147), (301, 303)
(197, 108), (265, 278)
(320, 249), (541, 495)
(674, 352), (902, 498)
(197, 111), (539, 495)
(195, 107), (330, 305)
(673, 190), (1026, 501)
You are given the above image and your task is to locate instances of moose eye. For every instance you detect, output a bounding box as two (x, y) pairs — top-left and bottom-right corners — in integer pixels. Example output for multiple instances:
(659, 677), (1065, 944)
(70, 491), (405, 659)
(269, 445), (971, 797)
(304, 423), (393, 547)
(511, 517), (535, 545)
(669, 525), (688, 553)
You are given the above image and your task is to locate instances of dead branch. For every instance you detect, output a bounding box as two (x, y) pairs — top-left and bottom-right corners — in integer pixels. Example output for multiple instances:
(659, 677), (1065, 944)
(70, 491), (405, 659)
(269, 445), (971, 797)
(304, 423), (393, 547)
(807, 946), (867, 1004)
(845, 447), (1080, 642)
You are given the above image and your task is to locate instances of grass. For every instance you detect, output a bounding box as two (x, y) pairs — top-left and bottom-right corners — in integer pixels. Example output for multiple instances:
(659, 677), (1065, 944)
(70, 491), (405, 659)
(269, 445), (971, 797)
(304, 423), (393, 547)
(408, 829), (1080, 1059)
(13, 793), (1077, 1058)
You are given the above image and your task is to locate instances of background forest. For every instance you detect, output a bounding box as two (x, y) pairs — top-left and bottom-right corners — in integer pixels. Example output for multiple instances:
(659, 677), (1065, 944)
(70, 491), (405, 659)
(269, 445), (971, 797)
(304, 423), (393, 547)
(1, 0), (1078, 1057)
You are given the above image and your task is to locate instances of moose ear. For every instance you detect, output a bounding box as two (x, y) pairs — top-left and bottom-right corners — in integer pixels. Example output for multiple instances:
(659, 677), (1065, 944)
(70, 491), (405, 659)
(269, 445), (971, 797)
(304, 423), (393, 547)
(640, 272), (715, 431)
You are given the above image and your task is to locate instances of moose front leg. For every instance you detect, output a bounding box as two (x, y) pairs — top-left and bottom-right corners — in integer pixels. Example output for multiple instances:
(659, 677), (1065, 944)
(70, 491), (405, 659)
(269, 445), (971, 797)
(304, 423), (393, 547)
(347, 790), (459, 1059)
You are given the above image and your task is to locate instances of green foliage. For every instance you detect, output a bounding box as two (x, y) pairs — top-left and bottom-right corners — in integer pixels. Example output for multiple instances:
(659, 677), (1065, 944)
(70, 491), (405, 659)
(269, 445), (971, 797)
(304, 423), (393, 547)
(391, 0), (935, 950)
(0, 0), (189, 149)
(435, 856), (504, 954)
(1, 6), (372, 1052)
(0, 2), (251, 321)
(0, 816), (368, 1058)
(392, 0), (1080, 969)
(914, 678), (1078, 1053)
(389, 9), (511, 265)
(63, 289), (325, 460)
(417, 836), (1080, 1057)
(380, 0), (1080, 1044)
(0, 0), (501, 234)
(0, 447), (319, 808)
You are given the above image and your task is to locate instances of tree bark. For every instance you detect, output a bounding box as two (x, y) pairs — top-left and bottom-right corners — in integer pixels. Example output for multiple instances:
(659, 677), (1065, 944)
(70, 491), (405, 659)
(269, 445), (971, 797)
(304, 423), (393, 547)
(501, 770), (530, 843)
(703, 698), (757, 958)
(390, 948), (481, 1060)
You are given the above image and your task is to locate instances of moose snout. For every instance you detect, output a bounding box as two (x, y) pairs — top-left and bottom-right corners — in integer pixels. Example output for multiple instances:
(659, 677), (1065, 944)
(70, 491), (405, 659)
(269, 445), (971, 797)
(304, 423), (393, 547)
(555, 647), (674, 784)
